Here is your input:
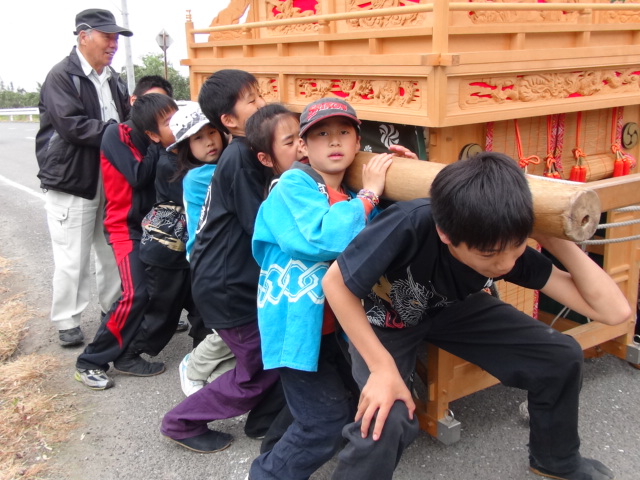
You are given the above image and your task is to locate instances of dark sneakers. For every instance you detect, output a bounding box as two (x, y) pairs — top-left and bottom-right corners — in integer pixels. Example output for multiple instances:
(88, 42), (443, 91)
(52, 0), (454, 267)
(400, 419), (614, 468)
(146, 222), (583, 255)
(59, 326), (84, 346)
(164, 430), (233, 453)
(113, 351), (166, 376)
(530, 457), (615, 480)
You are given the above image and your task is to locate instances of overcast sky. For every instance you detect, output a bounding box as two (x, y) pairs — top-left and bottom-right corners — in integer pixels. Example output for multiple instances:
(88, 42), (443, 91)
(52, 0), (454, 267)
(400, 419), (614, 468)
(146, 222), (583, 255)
(0, 1), (228, 91)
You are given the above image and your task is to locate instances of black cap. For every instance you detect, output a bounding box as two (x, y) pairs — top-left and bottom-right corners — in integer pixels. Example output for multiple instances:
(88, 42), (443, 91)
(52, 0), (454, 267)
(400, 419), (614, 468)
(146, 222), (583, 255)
(299, 97), (361, 137)
(74, 9), (133, 37)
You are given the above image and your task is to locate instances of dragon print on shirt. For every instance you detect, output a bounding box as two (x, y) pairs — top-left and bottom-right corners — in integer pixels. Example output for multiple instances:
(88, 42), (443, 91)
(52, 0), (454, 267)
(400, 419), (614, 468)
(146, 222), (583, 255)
(366, 266), (453, 328)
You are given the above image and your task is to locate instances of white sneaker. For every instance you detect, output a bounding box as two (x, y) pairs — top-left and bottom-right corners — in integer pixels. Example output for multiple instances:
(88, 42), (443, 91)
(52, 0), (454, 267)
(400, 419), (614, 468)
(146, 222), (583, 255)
(75, 368), (114, 390)
(179, 353), (205, 396)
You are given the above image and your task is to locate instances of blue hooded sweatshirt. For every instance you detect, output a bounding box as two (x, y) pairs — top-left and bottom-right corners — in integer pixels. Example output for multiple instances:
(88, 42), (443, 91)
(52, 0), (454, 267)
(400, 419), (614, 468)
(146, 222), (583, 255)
(252, 162), (377, 372)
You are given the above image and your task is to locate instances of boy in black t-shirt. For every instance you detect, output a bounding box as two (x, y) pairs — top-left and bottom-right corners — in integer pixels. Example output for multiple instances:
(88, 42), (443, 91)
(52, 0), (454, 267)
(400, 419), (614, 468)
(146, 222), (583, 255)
(323, 152), (631, 480)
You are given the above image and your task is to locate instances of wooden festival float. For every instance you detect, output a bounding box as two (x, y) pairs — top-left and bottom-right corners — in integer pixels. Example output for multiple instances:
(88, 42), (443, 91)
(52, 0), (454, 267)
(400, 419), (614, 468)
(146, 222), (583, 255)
(181, 0), (640, 443)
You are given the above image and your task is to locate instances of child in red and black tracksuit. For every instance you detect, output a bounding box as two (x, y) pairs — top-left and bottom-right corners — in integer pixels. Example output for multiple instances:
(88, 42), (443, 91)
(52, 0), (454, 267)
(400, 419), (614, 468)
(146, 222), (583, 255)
(75, 93), (178, 390)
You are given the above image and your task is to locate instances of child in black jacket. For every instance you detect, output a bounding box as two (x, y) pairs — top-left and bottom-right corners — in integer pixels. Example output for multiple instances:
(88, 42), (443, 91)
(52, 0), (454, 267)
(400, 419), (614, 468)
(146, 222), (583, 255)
(161, 69), (278, 454)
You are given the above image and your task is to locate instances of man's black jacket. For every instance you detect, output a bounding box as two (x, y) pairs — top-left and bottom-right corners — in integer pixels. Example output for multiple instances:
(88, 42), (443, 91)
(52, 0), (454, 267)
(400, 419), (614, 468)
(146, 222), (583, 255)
(35, 46), (130, 199)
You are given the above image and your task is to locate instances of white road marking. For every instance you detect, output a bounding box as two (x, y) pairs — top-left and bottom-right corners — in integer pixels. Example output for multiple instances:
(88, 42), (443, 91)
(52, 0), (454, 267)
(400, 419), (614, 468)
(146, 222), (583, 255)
(0, 174), (44, 200)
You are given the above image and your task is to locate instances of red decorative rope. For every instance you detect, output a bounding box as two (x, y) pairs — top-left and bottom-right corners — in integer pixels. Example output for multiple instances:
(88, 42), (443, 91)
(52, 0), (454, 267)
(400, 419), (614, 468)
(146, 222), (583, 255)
(485, 121), (494, 152)
(610, 107), (636, 177)
(553, 114), (566, 173)
(544, 116), (561, 178)
(514, 119), (540, 171)
(570, 112), (587, 182)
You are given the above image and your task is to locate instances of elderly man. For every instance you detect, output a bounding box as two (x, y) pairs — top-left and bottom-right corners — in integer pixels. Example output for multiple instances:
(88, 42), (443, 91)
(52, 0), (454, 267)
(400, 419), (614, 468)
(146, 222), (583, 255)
(35, 9), (132, 347)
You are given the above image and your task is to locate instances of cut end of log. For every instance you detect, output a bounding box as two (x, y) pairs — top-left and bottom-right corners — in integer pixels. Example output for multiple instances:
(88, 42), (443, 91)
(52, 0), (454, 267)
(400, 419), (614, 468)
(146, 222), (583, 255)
(559, 189), (601, 242)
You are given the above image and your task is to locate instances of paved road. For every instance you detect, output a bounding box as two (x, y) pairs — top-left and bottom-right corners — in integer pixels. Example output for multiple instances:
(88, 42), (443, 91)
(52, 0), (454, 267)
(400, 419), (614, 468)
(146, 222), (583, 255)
(1, 122), (639, 480)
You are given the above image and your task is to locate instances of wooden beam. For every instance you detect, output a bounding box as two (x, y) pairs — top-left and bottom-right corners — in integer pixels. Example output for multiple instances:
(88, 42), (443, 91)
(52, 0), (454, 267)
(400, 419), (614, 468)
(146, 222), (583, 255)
(585, 174), (640, 211)
(346, 153), (602, 242)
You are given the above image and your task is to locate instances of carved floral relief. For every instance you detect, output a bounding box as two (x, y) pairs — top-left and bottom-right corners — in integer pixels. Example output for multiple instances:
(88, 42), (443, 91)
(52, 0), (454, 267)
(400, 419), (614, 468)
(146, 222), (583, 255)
(461, 69), (640, 108)
(257, 77), (280, 102)
(467, 0), (640, 24)
(297, 77), (421, 108)
(266, 0), (318, 35)
(467, 0), (580, 24)
(347, 0), (426, 29)
(600, 0), (640, 23)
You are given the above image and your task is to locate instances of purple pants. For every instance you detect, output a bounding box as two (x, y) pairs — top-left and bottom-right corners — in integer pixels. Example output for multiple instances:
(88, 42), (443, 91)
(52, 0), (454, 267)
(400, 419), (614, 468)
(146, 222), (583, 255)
(161, 321), (279, 439)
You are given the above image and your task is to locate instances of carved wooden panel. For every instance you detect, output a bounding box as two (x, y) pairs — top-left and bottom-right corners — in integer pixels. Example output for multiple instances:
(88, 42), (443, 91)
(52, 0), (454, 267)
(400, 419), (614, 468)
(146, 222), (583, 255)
(597, 0), (640, 24)
(461, 0), (640, 26)
(346, 0), (427, 29)
(189, 1), (640, 126)
(264, 0), (319, 35)
(460, 69), (640, 110)
(467, 0), (581, 24)
(292, 76), (424, 109)
(256, 76), (280, 102)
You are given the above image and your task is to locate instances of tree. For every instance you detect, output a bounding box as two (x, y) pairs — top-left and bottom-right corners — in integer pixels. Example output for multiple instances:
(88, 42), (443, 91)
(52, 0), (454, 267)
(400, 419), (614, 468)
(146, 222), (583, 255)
(122, 53), (191, 100)
(0, 80), (39, 108)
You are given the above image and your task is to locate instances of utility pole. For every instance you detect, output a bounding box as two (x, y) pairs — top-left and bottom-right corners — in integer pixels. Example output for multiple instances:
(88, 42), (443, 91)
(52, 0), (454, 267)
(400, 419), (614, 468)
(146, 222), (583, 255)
(121, 0), (135, 94)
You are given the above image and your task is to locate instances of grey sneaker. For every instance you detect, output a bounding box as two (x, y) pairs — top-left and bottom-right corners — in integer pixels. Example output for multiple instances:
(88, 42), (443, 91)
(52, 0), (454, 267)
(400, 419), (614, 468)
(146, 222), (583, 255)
(74, 368), (114, 390)
(59, 327), (84, 346)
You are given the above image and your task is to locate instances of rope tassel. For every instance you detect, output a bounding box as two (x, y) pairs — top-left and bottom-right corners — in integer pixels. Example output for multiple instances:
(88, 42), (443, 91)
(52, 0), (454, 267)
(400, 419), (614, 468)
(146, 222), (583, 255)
(570, 147), (587, 182)
(544, 155), (561, 179)
(570, 112), (587, 182)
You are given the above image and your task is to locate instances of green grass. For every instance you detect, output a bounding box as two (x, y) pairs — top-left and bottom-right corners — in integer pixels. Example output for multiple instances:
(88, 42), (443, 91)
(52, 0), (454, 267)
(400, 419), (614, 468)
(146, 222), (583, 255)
(0, 115), (39, 122)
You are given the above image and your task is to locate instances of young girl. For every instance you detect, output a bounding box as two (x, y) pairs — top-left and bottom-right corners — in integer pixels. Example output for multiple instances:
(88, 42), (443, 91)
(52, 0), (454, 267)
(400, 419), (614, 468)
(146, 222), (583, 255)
(248, 98), (414, 479)
(171, 102), (228, 260)
(166, 102), (237, 397)
(246, 103), (305, 178)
